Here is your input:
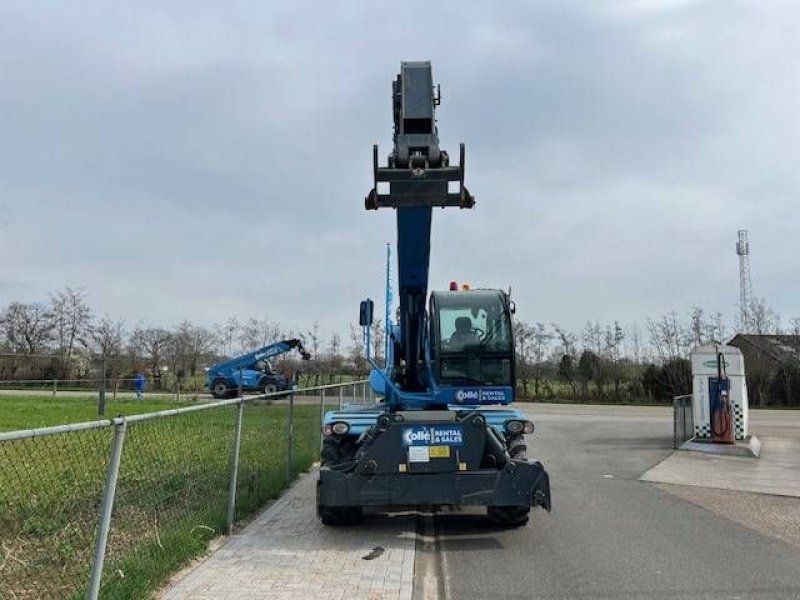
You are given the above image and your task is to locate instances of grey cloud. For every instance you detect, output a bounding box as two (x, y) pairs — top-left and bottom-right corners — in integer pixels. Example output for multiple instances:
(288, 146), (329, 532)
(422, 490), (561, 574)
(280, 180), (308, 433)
(0, 0), (797, 337)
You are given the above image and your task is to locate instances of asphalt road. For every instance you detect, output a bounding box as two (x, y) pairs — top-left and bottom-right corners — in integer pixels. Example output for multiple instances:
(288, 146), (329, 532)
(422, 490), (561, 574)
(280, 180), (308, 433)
(435, 405), (800, 600)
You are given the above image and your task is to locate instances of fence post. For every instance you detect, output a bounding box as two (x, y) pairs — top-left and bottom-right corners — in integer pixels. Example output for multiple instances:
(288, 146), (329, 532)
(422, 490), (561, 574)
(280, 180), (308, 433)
(362, 381), (367, 404)
(227, 400), (244, 534)
(286, 391), (295, 483)
(673, 397), (678, 449)
(87, 419), (127, 600)
(339, 385), (344, 410)
(318, 389), (326, 451)
(98, 356), (107, 417)
(53, 378), (57, 398)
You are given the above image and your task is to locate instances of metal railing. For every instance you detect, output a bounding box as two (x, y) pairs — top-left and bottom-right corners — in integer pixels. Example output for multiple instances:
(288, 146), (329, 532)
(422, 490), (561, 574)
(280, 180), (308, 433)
(0, 380), (370, 600)
(673, 394), (694, 449)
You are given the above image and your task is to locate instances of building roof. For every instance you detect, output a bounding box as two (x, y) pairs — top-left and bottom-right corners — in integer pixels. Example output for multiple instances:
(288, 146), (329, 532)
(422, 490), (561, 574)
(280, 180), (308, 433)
(728, 334), (800, 364)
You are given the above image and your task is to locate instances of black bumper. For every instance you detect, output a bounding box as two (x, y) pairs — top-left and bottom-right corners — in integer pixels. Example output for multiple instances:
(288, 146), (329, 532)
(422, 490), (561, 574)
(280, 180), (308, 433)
(318, 459), (551, 510)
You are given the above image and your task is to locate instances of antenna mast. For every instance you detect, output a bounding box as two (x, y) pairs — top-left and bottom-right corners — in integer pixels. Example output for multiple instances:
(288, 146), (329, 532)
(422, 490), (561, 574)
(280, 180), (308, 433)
(736, 230), (753, 330)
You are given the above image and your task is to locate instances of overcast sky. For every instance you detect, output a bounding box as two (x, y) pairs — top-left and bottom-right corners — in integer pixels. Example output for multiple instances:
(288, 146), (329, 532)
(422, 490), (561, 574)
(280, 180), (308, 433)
(1, 0), (797, 340)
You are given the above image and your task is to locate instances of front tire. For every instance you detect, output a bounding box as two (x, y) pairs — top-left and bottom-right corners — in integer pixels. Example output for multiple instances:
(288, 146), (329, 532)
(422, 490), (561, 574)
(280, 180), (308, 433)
(317, 479), (363, 526)
(487, 505), (530, 527)
(487, 433), (531, 527)
(507, 434), (528, 461)
(320, 436), (357, 466)
(319, 505), (363, 526)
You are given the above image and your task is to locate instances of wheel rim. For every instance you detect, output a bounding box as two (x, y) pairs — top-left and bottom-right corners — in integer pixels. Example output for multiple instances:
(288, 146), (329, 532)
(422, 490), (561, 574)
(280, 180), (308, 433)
(214, 382), (228, 395)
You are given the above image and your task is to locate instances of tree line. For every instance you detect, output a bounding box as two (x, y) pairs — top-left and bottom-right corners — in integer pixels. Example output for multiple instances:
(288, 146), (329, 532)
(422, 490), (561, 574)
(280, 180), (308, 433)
(1, 288), (797, 403)
(514, 299), (800, 406)
(0, 286), (387, 388)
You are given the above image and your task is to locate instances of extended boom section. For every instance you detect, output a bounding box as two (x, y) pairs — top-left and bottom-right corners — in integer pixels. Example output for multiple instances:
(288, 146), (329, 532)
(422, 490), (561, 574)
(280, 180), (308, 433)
(318, 61), (551, 527)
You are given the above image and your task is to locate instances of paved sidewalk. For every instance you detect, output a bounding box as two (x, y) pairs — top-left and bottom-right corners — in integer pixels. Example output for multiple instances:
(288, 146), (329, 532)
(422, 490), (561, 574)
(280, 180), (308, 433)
(163, 471), (415, 600)
(640, 434), (800, 497)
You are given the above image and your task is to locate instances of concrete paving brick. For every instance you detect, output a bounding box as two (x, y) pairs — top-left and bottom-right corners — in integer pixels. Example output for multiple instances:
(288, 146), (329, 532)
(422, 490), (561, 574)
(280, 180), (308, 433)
(161, 470), (416, 599)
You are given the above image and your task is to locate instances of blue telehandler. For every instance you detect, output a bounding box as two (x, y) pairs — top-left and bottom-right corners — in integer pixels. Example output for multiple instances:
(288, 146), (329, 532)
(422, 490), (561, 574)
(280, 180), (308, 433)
(206, 339), (310, 399)
(317, 62), (551, 527)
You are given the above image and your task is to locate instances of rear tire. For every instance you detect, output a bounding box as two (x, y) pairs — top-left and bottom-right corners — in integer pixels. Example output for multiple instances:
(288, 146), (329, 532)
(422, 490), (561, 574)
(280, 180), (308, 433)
(211, 379), (233, 399)
(487, 505), (530, 527)
(261, 381), (279, 395)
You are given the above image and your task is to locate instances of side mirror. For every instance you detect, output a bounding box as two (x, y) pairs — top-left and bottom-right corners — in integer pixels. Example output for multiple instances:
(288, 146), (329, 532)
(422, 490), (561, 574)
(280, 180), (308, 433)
(359, 299), (374, 327)
(508, 300), (516, 315)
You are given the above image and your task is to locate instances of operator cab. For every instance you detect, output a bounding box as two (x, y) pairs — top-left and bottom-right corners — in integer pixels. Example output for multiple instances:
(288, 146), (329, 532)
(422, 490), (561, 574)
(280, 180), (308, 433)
(254, 360), (274, 374)
(429, 289), (515, 388)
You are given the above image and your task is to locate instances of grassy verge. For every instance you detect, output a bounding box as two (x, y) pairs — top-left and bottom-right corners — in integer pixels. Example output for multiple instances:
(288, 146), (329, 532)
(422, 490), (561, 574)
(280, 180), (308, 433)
(0, 394), (332, 600)
(0, 394), (193, 432)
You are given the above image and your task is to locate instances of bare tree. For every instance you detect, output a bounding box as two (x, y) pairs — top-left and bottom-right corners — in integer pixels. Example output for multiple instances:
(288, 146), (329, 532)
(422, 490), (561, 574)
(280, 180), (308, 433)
(89, 317), (125, 358)
(304, 321), (323, 386)
(581, 321), (604, 355)
(791, 318), (800, 336)
(329, 331), (342, 358)
(647, 312), (691, 360)
(131, 327), (172, 388)
(689, 306), (706, 347)
(214, 317), (240, 357)
(708, 311), (726, 344)
(747, 297), (781, 334)
(605, 322), (625, 397)
(513, 321), (533, 399)
(239, 317), (282, 353)
(552, 324), (578, 398)
(0, 301), (53, 353)
(326, 331), (343, 383)
(348, 324), (366, 375)
(528, 323), (552, 399)
(552, 323), (578, 358)
(371, 318), (384, 366)
(89, 317), (126, 390)
(688, 306), (727, 346)
(48, 287), (92, 376)
(626, 322), (643, 365)
(170, 320), (215, 380)
(647, 312), (691, 396)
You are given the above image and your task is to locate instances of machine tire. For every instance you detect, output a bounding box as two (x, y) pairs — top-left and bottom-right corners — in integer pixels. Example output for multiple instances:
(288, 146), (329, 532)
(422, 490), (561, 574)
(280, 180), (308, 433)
(261, 380), (279, 395)
(320, 436), (357, 467)
(507, 434), (528, 461)
(319, 505), (363, 526)
(211, 378), (233, 399)
(487, 505), (530, 528)
(320, 439), (338, 466)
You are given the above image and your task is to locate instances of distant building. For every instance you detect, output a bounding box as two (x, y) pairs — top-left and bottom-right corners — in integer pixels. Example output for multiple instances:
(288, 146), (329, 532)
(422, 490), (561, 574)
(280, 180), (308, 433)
(728, 334), (800, 406)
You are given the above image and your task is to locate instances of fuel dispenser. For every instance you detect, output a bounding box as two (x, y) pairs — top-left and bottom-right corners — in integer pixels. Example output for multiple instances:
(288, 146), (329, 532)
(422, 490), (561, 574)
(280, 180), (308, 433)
(708, 351), (734, 443)
(691, 344), (749, 442)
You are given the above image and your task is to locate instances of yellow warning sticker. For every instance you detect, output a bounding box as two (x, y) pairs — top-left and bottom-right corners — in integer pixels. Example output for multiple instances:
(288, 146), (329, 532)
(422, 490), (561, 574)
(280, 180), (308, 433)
(429, 445), (451, 458)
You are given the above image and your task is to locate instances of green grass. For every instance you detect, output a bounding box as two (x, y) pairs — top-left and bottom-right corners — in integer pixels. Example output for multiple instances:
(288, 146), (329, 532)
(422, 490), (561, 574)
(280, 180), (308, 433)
(0, 394), (333, 600)
(0, 394), (190, 432)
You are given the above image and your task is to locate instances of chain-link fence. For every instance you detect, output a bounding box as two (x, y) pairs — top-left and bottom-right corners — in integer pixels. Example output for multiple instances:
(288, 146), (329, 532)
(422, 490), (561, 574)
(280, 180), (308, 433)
(673, 394), (694, 449)
(0, 374), (375, 399)
(0, 380), (369, 600)
(0, 377), (205, 397)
